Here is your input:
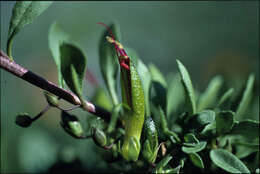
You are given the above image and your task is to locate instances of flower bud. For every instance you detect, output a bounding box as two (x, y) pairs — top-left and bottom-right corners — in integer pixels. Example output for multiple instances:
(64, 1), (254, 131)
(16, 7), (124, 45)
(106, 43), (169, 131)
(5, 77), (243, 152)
(60, 111), (84, 138)
(43, 91), (59, 107)
(15, 113), (32, 127)
(92, 127), (107, 147)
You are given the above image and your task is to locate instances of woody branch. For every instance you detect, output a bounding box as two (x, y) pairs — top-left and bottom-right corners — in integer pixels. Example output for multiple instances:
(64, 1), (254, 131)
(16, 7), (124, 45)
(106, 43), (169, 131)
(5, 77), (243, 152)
(0, 50), (112, 122)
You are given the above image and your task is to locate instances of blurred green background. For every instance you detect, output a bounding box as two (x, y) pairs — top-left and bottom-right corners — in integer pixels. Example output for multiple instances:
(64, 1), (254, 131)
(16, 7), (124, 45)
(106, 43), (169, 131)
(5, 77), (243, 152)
(1, 1), (259, 173)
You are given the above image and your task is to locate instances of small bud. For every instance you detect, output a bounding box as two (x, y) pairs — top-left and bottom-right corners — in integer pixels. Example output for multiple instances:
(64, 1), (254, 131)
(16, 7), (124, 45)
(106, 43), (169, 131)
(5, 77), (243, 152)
(15, 113), (32, 127)
(43, 91), (59, 107)
(92, 128), (107, 147)
(60, 111), (84, 138)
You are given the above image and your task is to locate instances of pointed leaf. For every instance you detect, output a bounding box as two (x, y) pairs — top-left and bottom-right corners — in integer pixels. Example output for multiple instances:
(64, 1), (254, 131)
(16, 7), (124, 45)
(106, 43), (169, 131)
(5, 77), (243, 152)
(236, 74), (255, 121)
(92, 87), (113, 112)
(167, 74), (185, 117)
(210, 149), (250, 173)
(189, 153), (204, 169)
(176, 59), (196, 115)
(60, 43), (87, 97)
(149, 63), (167, 88)
(149, 64), (167, 113)
(48, 22), (69, 88)
(217, 88), (234, 108)
(99, 22), (121, 105)
(155, 154), (173, 171)
(198, 76), (223, 111)
(7, 1), (53, 59)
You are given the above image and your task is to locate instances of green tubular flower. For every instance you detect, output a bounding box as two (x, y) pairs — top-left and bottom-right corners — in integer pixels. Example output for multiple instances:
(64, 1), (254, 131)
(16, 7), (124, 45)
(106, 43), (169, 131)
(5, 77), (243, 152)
(101, 23), (145, 161)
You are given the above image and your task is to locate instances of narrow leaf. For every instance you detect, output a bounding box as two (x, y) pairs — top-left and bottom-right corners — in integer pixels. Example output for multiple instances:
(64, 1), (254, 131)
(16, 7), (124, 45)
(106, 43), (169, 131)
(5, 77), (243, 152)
(99, 22), (121, 105)
(167, 74), (185, 117)
(48, 22), (69, 88)
(60, 43), (87, 98)
(210, 149), (250, 173)
(176, 59), (196, 115)
(236, 74), (255, 121)
(198, 76), (223, 111)
(149, 64), (167, 113)
(92, 87), (113, 112)
(217, 88), (234, 108)
(149, 63), (167, 88)
(7, 1), (53, 59)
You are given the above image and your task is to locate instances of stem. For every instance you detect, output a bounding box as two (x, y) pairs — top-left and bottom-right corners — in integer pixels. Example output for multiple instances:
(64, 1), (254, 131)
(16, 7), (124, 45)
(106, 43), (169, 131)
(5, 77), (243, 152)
(31, 105), (51, 121)
(6, 39), (14, 61)
(0, 50), (111, 121)
(56, 105), (80, 112)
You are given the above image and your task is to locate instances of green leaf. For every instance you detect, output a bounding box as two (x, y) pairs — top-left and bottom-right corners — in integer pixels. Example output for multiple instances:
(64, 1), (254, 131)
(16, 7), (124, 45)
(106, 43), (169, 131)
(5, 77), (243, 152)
(189, 110), (215, 130)
(217, 88), (234, 108)
(183, 133), (199, 146)
(137, 59), (152, 117)
(99, 22), (121, 105)
(92, 87), (113, 112)
(216, 111), (235, 134)
(107, 103), (122, 133)
(167, 74), (185, 117)
(176, 59), (196, 115)
(159, 106), (180, 142)
(60, 43), (87, 99)
(198, 76), (223, 111)
(155, 154), (173, 173)
(235, 143), (259, 159)
(182, 141), (207, 153)
(150, 81), (167, 114)
(200, 121), (216, 136)
(149, 63), (167, 88)
(210, 149), (250, 173)
(236, 74), (255, 121)
(149, 64), (167, 113)
(189, 153), (204, 168)
(7, 1), (53, 60)
(229, 119), (259, 143)
(48, 22), (69, 88)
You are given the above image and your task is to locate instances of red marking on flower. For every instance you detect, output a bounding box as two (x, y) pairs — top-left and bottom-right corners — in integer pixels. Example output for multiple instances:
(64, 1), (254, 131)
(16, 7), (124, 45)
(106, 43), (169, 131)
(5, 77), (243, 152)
(98, 22), (130, 70)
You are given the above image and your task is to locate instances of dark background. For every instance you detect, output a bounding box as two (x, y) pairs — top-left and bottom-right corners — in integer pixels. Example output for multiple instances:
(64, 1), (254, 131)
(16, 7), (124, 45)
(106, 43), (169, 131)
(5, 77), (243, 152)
(1, 1), (259, 173)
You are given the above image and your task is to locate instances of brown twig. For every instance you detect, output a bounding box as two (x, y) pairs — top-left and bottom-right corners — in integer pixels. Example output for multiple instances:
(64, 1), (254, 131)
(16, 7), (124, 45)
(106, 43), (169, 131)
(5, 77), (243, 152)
(0, 50), (112, 122)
